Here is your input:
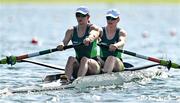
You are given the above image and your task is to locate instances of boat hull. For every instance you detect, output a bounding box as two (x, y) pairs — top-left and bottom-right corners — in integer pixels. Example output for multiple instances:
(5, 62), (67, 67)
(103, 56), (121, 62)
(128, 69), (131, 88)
(0, 66), (167, 95)
(72, 67), (165, 88)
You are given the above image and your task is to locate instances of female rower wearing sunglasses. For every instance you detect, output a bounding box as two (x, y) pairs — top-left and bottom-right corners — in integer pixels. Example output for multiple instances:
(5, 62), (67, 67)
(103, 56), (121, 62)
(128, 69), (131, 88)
(57, 6), (100, 82)
(99, 9), (127, 73)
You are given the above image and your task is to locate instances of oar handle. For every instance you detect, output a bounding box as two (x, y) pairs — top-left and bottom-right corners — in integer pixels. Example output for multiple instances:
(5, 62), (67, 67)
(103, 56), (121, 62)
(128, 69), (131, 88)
(98, 43), (180, 69)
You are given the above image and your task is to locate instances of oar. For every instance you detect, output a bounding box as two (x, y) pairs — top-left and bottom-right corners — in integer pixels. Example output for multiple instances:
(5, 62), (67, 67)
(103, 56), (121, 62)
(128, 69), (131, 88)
(20, 59), (65, 82)
(21, 59), (65, 71)
(98, 43), (180, 69)
(124, 64), (160, 71)
(0, 43), (83, 65)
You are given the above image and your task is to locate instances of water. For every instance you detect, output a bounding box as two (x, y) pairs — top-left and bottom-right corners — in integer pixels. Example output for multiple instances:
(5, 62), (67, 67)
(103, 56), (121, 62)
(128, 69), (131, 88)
(0, 3), (180, 103)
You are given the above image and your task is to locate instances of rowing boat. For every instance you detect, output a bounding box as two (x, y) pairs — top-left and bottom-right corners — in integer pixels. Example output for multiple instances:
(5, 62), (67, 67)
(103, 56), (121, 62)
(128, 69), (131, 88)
(0, 43), (177, 95)
(0, 65), (168, 95)
(65, 66), (166, 88)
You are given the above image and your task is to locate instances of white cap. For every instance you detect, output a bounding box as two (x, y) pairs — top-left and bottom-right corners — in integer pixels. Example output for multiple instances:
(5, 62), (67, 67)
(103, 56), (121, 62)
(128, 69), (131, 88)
(76, 6), (89, 15)
(106, 9), (120, 18)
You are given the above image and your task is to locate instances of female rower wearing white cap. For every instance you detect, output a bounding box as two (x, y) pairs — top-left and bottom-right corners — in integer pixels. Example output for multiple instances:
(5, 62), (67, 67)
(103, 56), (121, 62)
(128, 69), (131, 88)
(99, 9), (127, 73)
(57, 6), (101, 82)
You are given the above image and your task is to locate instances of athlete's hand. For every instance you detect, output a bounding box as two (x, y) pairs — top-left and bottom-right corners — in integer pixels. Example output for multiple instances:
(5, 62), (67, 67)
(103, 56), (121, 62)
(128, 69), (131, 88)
(109, 44), (118, 51)
(83, 38), (91, 46)
(57, 42), (64, 51)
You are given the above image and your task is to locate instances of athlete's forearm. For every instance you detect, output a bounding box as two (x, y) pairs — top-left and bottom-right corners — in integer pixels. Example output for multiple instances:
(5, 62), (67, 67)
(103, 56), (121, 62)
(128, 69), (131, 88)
(114, 41), (125, 48)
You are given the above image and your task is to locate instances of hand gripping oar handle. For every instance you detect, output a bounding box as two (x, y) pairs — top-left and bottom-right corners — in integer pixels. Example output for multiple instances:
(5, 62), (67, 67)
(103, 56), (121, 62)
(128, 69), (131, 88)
(98, 43), (180, 69)
(0, 43), (83, 65)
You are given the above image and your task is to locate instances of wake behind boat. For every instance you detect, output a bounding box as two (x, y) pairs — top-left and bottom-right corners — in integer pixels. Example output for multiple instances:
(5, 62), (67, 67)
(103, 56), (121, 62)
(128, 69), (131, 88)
(0, 65), (168, 95)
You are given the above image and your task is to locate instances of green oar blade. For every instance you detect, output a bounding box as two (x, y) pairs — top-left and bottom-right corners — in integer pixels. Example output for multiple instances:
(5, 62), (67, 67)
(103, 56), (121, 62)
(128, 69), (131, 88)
(160, 60), (180, 69)
(0, 58), (7, 64)
(0, 56), (16, 65)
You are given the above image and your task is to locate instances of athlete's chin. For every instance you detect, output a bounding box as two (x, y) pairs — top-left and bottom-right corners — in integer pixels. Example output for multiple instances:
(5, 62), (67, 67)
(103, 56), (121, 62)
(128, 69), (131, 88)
(108, 23), (113, 26)
(78, 22), (84, 25)
(77, 21), (83, 24)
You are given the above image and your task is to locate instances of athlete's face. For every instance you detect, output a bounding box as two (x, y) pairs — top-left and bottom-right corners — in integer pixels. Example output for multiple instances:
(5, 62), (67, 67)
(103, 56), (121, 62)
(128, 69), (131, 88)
(106, 16), (119, 26)
(76, 13), (89, 25)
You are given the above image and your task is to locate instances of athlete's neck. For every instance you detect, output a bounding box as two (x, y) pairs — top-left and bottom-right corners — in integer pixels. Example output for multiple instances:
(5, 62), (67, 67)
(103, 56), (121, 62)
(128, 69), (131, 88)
(106, 26), (117, 32)
(78, 24), (88, 31)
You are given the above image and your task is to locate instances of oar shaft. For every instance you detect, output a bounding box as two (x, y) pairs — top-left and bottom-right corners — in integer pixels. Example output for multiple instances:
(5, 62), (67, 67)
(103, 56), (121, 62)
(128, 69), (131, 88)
(16, 44), (83, 61)
(121, 50), (160, 63)
(0, 43), (83, 65)
(121, 50), (180, 68)
(16, 48), (58, 61)
(119, 49), (180, 68)
(98, 43), (180, 69)
(124, 64), (160, 71)
(21, 59), (65, 71)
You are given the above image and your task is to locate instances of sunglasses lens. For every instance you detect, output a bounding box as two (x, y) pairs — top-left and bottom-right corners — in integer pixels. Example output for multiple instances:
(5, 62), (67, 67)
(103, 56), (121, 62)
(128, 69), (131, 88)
(76, 13), (87, 17)
(106, 16), (117, 21)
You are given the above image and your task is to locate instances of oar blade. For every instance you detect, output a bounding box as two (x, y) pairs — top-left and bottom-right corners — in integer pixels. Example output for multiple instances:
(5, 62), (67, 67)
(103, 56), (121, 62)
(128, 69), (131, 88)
(0, 56), (16, 65)
(0, 58), (7, 64)
(160, 60), (180, 69)
(172, 63), (180, 69)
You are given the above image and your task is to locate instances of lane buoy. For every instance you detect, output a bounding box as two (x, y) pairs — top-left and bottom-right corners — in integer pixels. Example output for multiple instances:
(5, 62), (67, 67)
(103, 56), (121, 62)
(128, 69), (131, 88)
(31, 37), (38, 44)
(170, 28), (177, 37)
(142, 31), (149, 38)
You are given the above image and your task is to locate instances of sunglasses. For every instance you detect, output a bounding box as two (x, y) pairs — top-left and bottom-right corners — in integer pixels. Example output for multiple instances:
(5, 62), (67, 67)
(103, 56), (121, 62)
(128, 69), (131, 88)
(76, 13), (87, 18)
(106, 16), (117, 21)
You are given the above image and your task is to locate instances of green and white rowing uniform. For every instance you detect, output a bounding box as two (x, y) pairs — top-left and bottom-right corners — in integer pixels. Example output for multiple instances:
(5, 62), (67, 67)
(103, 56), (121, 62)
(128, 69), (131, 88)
(99, 27), (122, 61)
(99, 27), (125, 71)
(71, 24), (98, 61)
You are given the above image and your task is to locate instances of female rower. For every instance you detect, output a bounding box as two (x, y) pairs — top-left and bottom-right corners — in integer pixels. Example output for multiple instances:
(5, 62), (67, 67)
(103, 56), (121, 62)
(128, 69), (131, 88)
(99, 9), (127, 73)
(57, 6), (100, 82)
